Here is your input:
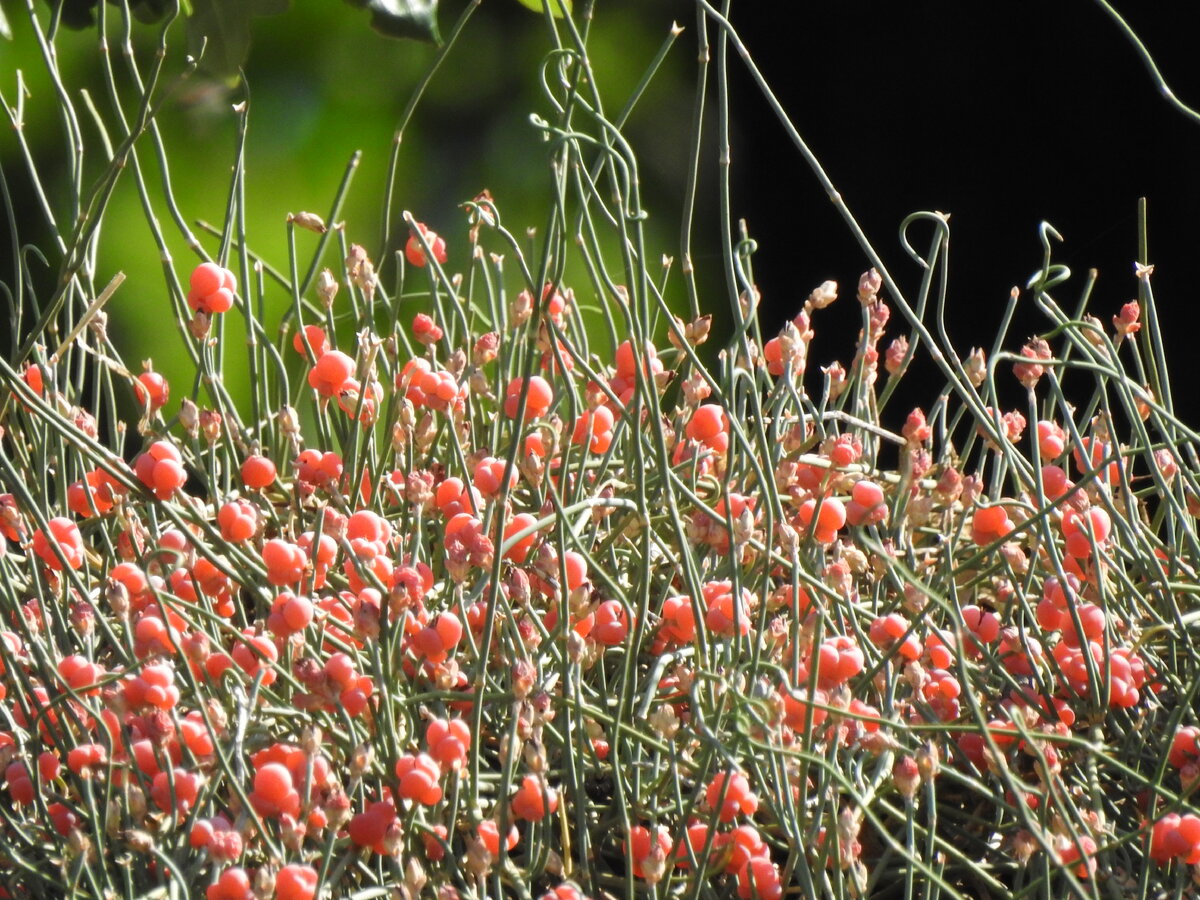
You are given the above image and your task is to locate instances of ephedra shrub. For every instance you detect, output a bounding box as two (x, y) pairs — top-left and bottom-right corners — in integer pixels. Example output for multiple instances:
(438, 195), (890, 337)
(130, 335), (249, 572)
(1, 3), (1199, 899)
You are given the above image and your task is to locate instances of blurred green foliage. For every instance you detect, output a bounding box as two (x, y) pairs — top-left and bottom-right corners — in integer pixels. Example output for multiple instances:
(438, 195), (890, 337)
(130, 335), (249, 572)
(1, 0), (708, 425)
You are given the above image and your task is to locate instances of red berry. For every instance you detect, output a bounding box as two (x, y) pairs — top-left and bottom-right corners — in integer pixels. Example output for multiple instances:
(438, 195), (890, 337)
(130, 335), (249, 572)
(395, 753), (443, 806)
(151, 767), (200, 815)
(292, 324), (330, 358)
(133, 371), (169, 411)
(32, 517), (86, 570)
(190, 262), (224, 296)
(503, 513), (539, 563)
(426, 717), (471, 771)
(253, 763), (294, 806)
(413, 312), (444, 344)
(218, 500), (258, 543)
(188, 263), (237, 315)
(262, 539), (307, 586)
(705, 770), (758, 822)
(206, 867), (253, 900)
(67, 470), (117, 518)
(135, 440), (187, 500)
(504, 375), (553, 419)
(405, 223), (448, 268)
(241, 454), (276, 489)
(478, 819), (519, 856)
(307, 350), (355, 397)
(275, 864), (319, 900)
(511, 774), (558, 821)
(626, 824), (673, 879)
(686, 404), (727, 444)
(592, 599), (631, 646)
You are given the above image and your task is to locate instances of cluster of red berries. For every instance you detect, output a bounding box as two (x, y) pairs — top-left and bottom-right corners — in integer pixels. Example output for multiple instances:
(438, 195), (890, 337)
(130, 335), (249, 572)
(187, 261), (237, 315)
(0, 198), (1194, 900)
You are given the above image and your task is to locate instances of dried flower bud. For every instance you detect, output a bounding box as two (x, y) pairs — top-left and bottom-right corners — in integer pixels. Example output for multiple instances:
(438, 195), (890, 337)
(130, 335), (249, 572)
(776, 321), (809, 377)
(72, 407), (98, 439)
(415, 412), (438, 455)
(125, 828), (155, 854)
(824, 361), (848, 400)
(739, 286), (761, 318)
(1082, 314), (1108, 350)
(837, 805), (863, 855)
(682, 315), (712, 348)
(1154, 447), (1179, 481)
(66, 827), (92, 861)
(567, 630), (587, 664)
(289, 211), (327, 234)
(179, 398), (200, 438)
(465, 830), (493, 877)
(104, 800), (124, 839)
(1113, 300), (1141, 339)
(808, 279), (838, 309)
(1010, 829), (1038, 866)
(278, 404), (301, 439)
(316, 268), (339, 307)
(841, 544), (868, 575)
(405, 857), (428, 896)
(473, 332), (500, 366)
(345, 245), (376, 302)
(934, 466), (963, 502)
(893, 755), (921, 800)
(254, 863), (276, 897)
(404, 469), (435, 509)
(857, 268), (882, 305)
(511, 659), (537, 700)
(681, 370), (711, 407)
(127, 785), (147, 822)
(345, 244), (367, 276)
(649, 704), (680, 739)
(512, 290), (534, 326)
(1013, 337), (1052, 389)
(188, 311), (212, 340)
(105, 577), (130, 618)
(884, 335), (909, 376)
(867, 300), (890, 342)
(964, 347), (987, 388)
(356, 260), (377, 303)
(200, 409), (223, 444)
(89, 309), (109, 341)
(523, 738), (547, 773)
(70, 600), (95, 637)
(348, 742), (373, 778)
(916, 741), (940, 779)
(903, 408), (932, 444)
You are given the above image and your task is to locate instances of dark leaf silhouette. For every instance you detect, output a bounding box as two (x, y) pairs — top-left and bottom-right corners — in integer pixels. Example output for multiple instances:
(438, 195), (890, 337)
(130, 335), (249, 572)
(343, 0), (440, 44)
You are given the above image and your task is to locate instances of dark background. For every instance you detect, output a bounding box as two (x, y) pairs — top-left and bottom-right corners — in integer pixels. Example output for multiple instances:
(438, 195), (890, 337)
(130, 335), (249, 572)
(727, 2), (1200, 420)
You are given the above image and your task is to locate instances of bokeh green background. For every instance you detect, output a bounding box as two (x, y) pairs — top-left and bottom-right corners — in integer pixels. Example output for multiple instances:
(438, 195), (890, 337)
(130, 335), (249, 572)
(1, 0), (714, 419)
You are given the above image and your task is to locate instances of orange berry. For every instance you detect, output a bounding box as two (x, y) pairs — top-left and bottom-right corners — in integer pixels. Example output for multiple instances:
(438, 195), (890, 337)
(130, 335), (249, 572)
(190, 262), (224, 296)
(504, 375), (554, 419)
(503, 513), (539, 563)
(511, 774), (557, 821)
(254, 762), (294, 807)
(133, 371), (169, 411)
(592, 599), (631, 645)
(275, 865), (318, 900)
(686, 403), (727, 444)
(292, 324), (329, 358)
(241, 455), (277, 489)
(307, 350), (355, 397)
(478, 819), (519, 856)
(32, 517), (85, 570)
